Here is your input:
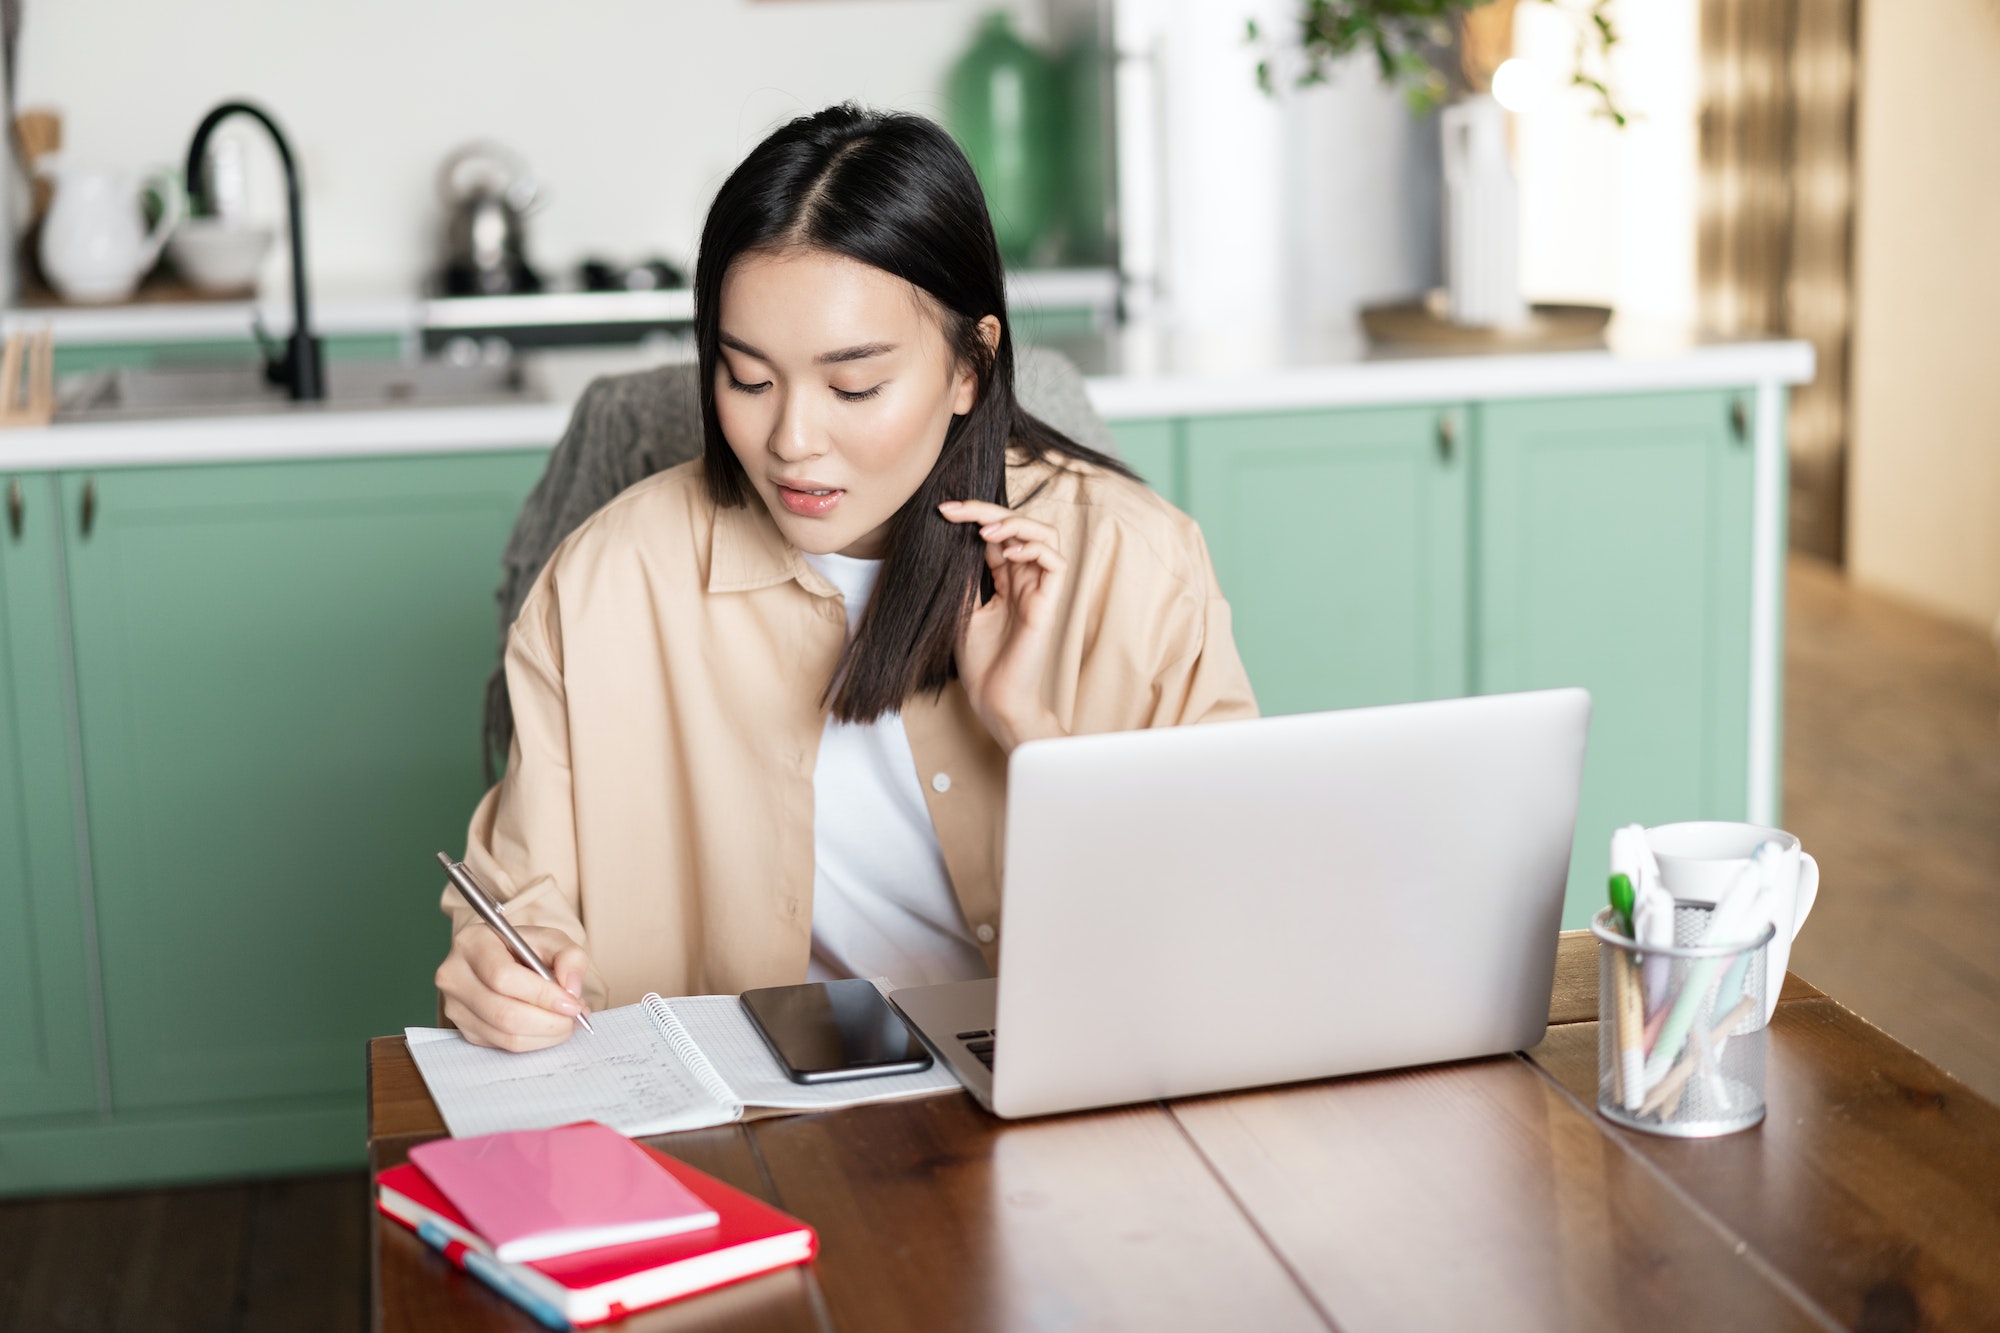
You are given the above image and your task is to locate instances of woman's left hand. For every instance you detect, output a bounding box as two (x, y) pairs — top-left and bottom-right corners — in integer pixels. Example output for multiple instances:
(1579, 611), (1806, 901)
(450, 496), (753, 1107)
(940, 499), (1069, 753)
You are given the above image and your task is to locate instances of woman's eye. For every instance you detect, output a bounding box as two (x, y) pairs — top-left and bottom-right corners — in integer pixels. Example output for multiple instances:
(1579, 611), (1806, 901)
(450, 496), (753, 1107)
(833, 384), (883, 402)
(726, 374), (771, 395)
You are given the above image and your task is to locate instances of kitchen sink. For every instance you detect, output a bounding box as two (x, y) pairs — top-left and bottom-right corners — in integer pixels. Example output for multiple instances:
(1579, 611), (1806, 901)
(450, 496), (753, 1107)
(55, 358), (541, 422)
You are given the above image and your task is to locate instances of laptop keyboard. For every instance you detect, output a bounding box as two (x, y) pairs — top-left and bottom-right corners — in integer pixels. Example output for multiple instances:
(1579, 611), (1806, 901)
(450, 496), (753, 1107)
(955, 1029), (997, 1070)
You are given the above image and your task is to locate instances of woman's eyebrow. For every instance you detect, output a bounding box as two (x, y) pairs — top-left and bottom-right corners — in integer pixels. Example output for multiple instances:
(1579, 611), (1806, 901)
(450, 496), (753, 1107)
(815, 341), (897, 365)
(719, 332), (767, 360)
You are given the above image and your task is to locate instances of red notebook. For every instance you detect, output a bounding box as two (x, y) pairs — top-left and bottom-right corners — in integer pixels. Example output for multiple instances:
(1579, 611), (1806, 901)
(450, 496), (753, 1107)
(378, 1145), (815, 1327)
(409, 1123), (719, 1262)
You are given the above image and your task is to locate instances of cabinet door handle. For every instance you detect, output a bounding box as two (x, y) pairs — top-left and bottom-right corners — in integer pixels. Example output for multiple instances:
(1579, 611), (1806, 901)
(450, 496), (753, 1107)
(1436, 415), (1457, 463)
(6, 478), (20, 541)
(80, 478), (96, 539)
(1730, 398), (1749, 444)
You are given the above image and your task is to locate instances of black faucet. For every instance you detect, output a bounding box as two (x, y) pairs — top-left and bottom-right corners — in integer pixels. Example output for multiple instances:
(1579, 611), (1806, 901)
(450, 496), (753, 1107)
(186, 101), (323, 401)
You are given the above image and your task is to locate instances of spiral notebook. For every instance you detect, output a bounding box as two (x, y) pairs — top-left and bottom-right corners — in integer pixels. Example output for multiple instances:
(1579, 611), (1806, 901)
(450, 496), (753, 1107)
(406, 991), (962, 1139)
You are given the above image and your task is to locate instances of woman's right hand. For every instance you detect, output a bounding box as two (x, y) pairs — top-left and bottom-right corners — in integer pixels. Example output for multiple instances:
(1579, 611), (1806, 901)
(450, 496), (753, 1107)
(434, 925), (592, 1052)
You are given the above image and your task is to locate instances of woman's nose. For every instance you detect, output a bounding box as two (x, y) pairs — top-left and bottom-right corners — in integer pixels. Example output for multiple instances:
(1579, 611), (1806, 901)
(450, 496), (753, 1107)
(767, 389), (825, 463)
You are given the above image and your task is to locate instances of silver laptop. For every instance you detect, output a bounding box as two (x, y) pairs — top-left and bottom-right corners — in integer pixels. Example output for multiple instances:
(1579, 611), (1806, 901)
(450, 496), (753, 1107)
(891, 688), (1591, 1119)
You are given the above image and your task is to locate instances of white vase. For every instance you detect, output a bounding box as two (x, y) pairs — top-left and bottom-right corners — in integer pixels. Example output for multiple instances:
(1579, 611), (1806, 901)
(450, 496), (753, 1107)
(37, 160), (183, 305)
(1441, 95), (1528, 328)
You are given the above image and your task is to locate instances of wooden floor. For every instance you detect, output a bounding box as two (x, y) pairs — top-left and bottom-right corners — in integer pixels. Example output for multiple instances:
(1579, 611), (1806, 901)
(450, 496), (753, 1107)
(0, 1171), (366, 1332)
(1783, 555), (2000, 1104)
(5, 558), (1998, 1331)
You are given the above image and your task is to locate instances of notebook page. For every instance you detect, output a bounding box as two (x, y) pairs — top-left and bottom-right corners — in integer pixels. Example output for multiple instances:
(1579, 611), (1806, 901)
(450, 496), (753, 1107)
(404, 1003), (736, 1139)
(659, 993), (961, 1110)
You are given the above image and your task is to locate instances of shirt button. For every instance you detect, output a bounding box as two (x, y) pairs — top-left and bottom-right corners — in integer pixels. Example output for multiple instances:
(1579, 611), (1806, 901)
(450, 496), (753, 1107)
(931, 773), (952, 793)
(975, 923), (996, 944)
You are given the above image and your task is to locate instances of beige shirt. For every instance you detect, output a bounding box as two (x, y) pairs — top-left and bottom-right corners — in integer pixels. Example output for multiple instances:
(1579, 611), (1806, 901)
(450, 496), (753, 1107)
(446, 450), (1258, 1008)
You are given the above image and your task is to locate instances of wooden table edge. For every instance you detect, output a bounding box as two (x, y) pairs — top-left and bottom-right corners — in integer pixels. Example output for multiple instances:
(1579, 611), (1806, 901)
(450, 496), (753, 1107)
(363, 941), (1830, 1144)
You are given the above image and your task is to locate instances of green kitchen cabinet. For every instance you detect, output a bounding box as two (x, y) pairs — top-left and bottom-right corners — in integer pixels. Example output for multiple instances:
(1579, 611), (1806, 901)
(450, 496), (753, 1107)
(1475, 391), (1755, 928)
(1106, 418), (1179, 504)
(55, 452), (544, 1127)
(1184, 406), (1469, 716)
(0, 473), (102, 1121)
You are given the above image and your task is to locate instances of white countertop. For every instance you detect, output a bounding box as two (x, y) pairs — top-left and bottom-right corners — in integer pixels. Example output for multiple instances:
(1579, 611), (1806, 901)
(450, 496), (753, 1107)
(0, 293), (422, 343)
(1072, 325), (1814, 418)
(0, 269), (1125, 345)
(0, 328), (1814, 471)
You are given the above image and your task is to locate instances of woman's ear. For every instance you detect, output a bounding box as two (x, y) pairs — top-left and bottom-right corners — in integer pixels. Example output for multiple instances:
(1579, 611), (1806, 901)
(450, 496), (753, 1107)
(950, 316), (1004, 415)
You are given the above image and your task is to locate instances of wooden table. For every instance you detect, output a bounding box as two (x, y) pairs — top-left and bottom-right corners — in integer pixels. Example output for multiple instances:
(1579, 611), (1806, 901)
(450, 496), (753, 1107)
(369, 935), (2000, 1331)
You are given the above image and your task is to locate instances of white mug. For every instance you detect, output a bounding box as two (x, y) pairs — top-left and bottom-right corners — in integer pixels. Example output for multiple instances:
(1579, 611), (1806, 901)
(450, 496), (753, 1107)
(1645, 821), (1819, 1022)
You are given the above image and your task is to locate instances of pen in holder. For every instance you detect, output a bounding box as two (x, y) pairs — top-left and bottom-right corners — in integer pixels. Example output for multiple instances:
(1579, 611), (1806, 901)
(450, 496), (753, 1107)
(1591, 903), (1774, 1137)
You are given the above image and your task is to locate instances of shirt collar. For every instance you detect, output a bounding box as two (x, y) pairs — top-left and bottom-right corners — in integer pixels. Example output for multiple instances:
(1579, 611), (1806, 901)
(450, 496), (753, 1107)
(707, 492), (838, 597)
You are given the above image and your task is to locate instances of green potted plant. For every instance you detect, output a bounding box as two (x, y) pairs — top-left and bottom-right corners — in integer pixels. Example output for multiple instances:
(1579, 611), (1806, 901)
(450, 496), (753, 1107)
(1248, 0), (1625, 122)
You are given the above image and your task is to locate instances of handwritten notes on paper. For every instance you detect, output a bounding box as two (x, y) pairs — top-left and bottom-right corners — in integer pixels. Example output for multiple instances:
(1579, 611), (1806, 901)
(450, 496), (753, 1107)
(405, 989), (964, 1140)
(404, 1006), (734, 1139)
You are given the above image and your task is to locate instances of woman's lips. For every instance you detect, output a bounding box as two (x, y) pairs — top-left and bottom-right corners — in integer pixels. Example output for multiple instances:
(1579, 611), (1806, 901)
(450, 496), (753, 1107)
(777, 483), (845, 517)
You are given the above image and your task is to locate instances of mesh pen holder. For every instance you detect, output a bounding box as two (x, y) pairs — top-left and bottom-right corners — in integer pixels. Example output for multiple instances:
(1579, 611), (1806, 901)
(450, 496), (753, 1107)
(1591, 904), (1774, 1137)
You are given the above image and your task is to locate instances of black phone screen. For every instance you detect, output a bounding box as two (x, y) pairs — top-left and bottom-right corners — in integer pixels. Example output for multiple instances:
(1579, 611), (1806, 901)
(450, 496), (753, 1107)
(740, 979), (934, 1084)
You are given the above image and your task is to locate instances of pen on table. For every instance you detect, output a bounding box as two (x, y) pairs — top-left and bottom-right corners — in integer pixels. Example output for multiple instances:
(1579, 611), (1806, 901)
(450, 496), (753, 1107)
(1608, 871), (1635, 938)
(1607, 874), (1646, 1109)
(435, 851), (595, 1034)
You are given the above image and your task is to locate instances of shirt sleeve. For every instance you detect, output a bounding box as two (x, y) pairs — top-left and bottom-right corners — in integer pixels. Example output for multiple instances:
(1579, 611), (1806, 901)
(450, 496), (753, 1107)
(441, 581), (612, 1010)
(1144, 521), (1260, 728)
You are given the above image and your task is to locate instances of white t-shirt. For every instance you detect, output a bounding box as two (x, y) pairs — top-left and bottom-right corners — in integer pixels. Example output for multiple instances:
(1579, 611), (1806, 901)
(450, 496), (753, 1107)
(799, 550), (990, 989)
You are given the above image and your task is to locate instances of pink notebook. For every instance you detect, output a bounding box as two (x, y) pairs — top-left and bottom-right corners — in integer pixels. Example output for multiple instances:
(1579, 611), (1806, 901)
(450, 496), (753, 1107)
(408, 1121), (720, 1262)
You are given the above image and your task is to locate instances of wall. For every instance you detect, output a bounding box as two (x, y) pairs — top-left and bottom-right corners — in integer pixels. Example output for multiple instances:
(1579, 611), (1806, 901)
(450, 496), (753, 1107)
(16, 0), (1036, 294)
(1846, 0), (2000, 629)
(19, 0), (1720, 364)
(1281, 53), (1442, 342)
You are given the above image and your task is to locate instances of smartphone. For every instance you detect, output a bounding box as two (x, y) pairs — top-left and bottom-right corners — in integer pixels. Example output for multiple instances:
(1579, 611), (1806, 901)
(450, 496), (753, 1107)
(740, 979), (935, 1084)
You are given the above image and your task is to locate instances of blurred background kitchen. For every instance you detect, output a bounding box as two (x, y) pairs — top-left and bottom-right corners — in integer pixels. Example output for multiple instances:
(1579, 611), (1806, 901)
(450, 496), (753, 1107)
(0, 1), (1995, 1326)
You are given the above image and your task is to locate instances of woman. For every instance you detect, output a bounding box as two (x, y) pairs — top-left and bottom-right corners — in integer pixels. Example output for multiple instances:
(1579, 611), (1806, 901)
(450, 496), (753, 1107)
(436, 104), (1256, 1051)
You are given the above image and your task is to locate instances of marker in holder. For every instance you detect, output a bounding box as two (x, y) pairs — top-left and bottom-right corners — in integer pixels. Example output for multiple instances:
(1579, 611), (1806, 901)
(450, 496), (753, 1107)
(1591, 902), (1774, 1137)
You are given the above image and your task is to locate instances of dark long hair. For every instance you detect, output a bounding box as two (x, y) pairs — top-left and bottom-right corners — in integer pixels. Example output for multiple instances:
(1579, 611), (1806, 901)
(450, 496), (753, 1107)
(696, 103), (1132, 724)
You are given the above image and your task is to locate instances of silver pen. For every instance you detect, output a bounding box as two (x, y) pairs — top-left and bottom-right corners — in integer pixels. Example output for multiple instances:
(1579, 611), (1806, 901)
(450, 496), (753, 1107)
(436, 851), (595, 1034)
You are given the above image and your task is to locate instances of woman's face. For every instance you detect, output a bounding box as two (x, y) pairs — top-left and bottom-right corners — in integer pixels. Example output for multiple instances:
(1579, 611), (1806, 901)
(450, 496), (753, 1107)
(715, 247), (982, 559)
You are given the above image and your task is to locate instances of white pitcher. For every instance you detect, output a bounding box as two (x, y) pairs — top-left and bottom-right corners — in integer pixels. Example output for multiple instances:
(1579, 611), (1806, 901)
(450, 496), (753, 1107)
(38, 160), (184, 304)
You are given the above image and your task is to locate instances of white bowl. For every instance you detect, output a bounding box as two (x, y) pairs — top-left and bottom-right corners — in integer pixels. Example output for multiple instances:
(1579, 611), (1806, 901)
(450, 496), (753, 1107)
(167, 219), (275, 292)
